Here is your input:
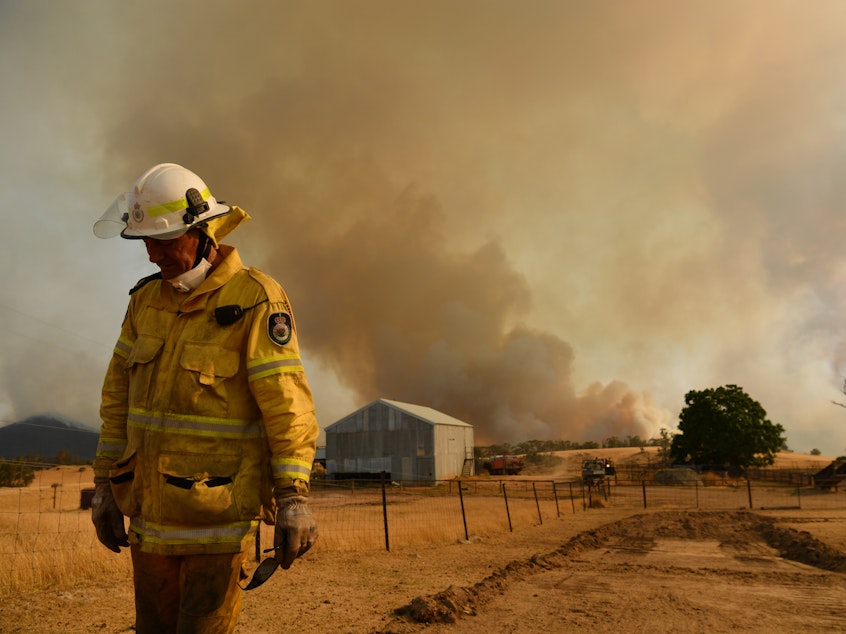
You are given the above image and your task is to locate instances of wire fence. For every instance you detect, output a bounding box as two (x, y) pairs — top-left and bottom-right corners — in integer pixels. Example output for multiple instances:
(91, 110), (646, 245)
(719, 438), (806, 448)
(1, 461), (844, 596)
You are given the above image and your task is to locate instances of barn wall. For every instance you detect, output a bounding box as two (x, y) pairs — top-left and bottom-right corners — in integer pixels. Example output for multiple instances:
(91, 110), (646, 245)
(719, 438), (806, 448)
(464, 426), (476, 476)
(326, 402), (435, 479)
(432, 424), (475, 479)
(326, 401), (474, 481)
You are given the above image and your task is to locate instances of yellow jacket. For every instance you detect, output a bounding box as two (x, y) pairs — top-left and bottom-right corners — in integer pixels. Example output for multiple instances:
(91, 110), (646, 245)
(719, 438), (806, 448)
(93, 245), (318, 555)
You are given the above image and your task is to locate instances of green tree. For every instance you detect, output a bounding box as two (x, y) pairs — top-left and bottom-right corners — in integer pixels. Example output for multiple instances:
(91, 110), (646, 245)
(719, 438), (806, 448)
(515, 439), (548, 455)
(603, 435), (624, 448)
(475, 443), (514, 459)
(54, 448), (86, 465)
(0, 459), (35, 487)
(654, 428), (674, 466)
(671, 384), (786, 469)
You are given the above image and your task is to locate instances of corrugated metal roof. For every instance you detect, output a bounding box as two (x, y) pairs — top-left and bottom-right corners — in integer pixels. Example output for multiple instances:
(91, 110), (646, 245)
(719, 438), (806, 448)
(325, 398), (473, 429)
(380, 398), (472, 428)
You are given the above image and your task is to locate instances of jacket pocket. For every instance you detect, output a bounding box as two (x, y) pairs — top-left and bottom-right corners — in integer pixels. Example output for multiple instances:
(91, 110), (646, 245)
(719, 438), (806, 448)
(108, 452), (140, 517)
(125, 335), (164, 407)
(158, 453), (241, 525)
(177, 343), (240, 416)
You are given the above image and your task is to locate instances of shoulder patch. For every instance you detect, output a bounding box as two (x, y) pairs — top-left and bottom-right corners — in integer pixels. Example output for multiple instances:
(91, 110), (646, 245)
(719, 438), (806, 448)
(267, 312), (292, 346)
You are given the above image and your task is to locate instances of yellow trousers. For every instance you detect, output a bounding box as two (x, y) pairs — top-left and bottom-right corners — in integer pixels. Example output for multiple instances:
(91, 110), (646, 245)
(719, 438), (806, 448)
(131, 545), (248, 634)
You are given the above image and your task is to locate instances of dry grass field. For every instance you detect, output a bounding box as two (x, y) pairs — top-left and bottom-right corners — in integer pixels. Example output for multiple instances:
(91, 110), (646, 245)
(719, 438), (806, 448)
(0, 449), (844, 633)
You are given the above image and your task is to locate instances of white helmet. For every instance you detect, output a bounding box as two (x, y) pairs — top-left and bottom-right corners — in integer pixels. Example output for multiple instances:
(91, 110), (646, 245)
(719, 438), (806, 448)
(94, 163), (230, 240)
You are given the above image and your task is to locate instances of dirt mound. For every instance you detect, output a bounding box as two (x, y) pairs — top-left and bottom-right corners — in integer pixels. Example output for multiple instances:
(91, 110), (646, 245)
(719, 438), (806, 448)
(387, 511), (846, 630)
(653, 467), (701, 485)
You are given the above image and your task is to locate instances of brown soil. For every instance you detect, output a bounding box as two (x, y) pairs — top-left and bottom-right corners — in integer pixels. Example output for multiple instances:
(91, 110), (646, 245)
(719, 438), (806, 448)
(1, 507), (844, 633)
(383, 510), (846, 633)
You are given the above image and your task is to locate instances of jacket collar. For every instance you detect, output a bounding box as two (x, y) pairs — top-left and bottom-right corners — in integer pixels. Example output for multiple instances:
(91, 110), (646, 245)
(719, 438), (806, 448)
(155, 245), (244, 314)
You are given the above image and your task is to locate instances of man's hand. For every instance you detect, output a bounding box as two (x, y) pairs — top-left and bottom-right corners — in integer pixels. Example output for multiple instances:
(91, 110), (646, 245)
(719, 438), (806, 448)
(273, 495), (318, 569)
(91, 482), (129, 553)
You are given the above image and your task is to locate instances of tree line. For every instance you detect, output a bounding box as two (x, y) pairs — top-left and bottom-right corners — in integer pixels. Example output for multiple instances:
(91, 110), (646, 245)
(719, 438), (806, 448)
(477, 384), (793, 471)
(476, 435), (667, 459)
(0, 450), (90, 487)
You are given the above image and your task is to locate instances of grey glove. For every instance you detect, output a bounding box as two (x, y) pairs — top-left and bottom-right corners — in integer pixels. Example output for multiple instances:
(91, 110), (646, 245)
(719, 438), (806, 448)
(91, 481), (129, 553)
(273, 495), (317, 569)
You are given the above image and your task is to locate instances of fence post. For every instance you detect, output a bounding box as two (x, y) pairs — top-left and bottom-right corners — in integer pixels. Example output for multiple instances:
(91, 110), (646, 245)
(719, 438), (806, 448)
(502, 483), (513, 532)
(553, 482), (561, 518)
(457, 478), (469, 541)
(380, 471), (390, 552)
(642, 480), (647, 509)
(569, 482), (576, 514)
(532, 482), (542, 525)
(746, 476), (753, 509)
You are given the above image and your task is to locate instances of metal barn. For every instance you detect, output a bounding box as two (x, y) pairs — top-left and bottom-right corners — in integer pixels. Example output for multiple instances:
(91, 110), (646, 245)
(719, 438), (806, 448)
(325, 398), (475, 482)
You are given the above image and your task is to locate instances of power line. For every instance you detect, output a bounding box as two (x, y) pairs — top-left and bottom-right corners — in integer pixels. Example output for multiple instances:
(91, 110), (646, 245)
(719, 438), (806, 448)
(0, 302), (113, 353)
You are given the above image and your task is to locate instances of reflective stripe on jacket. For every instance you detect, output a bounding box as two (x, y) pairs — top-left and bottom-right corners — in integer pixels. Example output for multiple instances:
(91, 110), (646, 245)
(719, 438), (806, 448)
(93, 245), (319, 555)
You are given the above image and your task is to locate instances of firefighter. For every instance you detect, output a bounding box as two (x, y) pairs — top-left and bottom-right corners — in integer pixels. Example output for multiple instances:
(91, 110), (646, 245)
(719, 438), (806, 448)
(90, 163), (319, 633)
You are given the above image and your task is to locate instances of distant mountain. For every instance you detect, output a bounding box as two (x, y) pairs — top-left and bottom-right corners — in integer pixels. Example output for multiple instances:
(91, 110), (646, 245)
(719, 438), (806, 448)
(0, 415), (99, 461)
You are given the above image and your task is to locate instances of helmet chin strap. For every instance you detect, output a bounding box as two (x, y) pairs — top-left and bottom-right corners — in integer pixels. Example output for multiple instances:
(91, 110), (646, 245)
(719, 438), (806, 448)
(167, 231), (214, 293)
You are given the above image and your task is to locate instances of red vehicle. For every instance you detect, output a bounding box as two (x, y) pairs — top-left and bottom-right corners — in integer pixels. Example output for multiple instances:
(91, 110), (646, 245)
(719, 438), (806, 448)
(482, 454), (524, 475)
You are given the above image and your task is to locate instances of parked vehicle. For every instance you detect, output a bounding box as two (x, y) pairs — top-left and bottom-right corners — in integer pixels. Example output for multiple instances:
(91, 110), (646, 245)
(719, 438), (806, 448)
(482, 454), (524, 475)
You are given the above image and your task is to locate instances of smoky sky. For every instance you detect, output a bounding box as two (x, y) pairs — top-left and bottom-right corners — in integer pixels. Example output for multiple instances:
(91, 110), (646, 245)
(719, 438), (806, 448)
(3, 1), (846, 451)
